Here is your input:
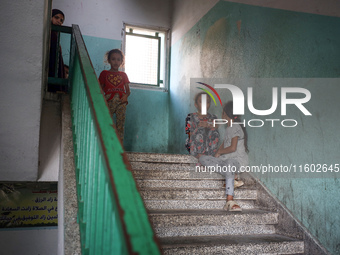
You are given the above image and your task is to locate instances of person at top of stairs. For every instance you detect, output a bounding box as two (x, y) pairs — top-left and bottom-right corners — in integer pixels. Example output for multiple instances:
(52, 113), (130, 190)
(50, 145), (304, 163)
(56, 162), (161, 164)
(185, 92), (220, 159)
(199, 101), (249, 211)
(99, 49), (131, 142)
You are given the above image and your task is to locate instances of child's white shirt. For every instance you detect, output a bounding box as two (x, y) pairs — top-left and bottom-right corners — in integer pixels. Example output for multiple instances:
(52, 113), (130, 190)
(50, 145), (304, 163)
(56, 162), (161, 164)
(219, 123), (248, 167)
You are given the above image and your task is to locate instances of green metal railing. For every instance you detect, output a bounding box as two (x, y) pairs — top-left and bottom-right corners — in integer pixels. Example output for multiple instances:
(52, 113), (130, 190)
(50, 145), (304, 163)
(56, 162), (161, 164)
(68, 24), (161, 255)
(48, 24), (71, 90)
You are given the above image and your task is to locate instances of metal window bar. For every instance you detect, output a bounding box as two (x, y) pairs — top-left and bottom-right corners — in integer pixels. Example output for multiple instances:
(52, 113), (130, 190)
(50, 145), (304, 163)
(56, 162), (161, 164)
(125, 30), (161, 86)
(68, 24), (161, 255)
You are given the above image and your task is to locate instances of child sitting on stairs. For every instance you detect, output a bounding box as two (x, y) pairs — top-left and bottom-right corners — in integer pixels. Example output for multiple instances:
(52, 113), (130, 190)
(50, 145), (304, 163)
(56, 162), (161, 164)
(199, 101), (249, 211)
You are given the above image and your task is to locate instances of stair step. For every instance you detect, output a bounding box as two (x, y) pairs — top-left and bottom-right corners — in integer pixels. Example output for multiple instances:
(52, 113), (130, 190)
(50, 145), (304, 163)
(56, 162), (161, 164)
(128, 152), (196, 163)
(140, 188), (257, 200)
(133, 169), (224, 179)
(144, 199), (256, 210)
(133, 169), (257, 189)
(154, 225), (275, 238)
(149, 209), (278, 226)
(160, 234), (304, 255)
(149, 209), (278, 237)
(130, 162), (193, 171)
(137, 179), (253, 189)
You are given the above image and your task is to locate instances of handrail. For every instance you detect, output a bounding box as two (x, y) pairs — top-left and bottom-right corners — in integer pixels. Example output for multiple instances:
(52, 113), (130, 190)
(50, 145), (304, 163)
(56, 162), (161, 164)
(69, 24), (161, 255)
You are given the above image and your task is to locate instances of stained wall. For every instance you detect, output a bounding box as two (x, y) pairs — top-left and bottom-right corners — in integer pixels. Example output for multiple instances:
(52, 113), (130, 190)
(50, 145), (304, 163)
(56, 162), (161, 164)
(169, 1), (340, 254)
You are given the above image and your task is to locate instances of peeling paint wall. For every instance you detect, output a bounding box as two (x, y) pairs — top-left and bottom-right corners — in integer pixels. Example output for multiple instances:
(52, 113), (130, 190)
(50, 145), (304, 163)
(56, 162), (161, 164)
(170, 1), (340, 254)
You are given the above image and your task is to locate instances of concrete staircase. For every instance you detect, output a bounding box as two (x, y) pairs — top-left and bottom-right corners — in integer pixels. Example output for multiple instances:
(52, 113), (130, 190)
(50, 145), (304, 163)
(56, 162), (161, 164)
(128, 152), (304, 255)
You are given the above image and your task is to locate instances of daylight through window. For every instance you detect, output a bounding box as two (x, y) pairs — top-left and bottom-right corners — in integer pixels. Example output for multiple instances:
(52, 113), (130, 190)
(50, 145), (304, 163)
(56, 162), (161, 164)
(124, 25), (167, 87)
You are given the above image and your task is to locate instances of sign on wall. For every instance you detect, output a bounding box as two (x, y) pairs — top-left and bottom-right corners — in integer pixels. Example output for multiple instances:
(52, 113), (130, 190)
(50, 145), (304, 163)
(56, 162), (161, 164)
(0, 182), (58, 228)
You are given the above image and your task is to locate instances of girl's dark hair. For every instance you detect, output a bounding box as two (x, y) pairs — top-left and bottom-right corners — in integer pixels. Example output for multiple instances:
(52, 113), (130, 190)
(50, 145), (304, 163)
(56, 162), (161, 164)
(106, 49), (125, 66)
(52, 9), (65, 19)
(194, 92), (211, 104)
(223, 101), (249, 153)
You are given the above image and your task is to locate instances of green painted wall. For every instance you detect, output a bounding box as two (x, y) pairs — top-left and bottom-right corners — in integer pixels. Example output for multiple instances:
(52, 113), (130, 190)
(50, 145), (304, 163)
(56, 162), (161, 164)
(169, 1), (340, 254)
(61, 34), (121, 75)
(83, 35), (121, 76)
(61, 34), (169, 152)
(125, 89), (169, 152)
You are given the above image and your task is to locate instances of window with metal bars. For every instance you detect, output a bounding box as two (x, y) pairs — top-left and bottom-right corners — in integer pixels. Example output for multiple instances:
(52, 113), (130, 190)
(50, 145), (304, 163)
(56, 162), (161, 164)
(124, 24), (168, 88)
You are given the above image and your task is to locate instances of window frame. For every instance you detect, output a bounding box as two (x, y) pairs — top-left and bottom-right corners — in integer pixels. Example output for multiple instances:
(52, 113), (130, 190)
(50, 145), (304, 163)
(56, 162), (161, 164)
(122, 23), (170, 92)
